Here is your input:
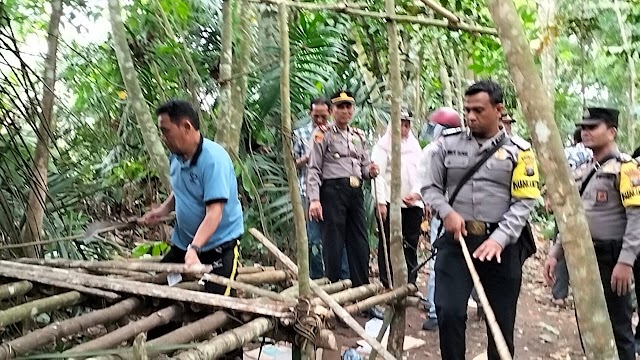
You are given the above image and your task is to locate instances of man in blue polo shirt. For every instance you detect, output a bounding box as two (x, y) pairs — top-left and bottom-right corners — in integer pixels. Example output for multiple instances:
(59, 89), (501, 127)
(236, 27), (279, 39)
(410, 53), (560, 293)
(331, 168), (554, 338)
(141, 100), (244, 296)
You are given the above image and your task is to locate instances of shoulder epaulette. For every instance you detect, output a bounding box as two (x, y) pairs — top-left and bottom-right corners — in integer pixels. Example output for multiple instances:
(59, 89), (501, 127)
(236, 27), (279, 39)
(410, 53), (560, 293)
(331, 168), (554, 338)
(442, 127), (463, 136)
(510, 135), (531, 151)
(352, 127), (365, 136)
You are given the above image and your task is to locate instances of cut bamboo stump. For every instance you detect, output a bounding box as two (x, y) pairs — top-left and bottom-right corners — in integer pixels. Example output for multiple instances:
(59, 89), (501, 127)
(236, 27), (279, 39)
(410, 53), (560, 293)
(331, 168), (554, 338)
(173, 317), (275, 360)
(0, 265), (120, 300)
(65, 304), (183, 355)
(0, 298), (141, 359)
(0, 261), (292, 318)
(17, 258), (213, 275)
(249, 228), (396, 360)
(0, 291), (84, 327)
(0, 281), (32, 301)
(235, 270), (288, 285)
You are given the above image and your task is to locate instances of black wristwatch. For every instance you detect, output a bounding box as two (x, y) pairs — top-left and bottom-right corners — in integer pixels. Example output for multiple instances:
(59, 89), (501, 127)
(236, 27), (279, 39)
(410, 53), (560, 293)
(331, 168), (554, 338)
(187, 244), (202, 254)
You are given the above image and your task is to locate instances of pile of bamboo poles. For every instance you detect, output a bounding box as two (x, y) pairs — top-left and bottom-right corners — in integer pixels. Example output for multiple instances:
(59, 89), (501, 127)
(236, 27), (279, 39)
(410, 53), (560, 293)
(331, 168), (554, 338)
(0, 229), (418, 360)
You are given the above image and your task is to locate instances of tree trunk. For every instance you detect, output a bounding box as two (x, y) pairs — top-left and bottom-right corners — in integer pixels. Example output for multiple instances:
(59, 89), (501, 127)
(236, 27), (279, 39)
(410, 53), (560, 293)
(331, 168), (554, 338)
(385, 0), (407, 355)
(278, 5), (313, 358)
(448, 48), (464, 115)
(107, 0), (171, 191)
(225, 0), (253, 158)
(0, 291), (84, 328)
(0, 281), (32, 301)
(434, 40), (453, 108)
(538, 0), (556, 118)
(0, 264), (120, 300)
(248, 228), (397, 360)
(20, 0), (63, 259)
(0, 298), (140, 360)
(486, 1), (618, 358)
(174, 317), (275, 360)
(65, 304), (182, 355)
(214, 0), (236, 155)
(612, 0), (636, 151)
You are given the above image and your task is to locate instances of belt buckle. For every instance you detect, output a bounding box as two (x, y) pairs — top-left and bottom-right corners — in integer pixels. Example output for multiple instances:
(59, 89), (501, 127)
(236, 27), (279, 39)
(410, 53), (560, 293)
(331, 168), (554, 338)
(466, 221), (486, 236)
(349, 176), (361, 188)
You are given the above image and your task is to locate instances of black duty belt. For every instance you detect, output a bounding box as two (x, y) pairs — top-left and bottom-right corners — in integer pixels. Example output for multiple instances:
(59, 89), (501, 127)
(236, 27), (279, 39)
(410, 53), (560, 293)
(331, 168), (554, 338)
(465, 221), (499, 237)
(324, 177), (362, 188)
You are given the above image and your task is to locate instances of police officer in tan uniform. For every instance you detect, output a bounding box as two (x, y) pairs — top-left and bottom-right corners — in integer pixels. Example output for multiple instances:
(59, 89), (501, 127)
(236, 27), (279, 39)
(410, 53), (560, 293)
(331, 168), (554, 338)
(307, 90), (379, 288)
(422, 81), (540, 360)
(544, 107), (640, 360)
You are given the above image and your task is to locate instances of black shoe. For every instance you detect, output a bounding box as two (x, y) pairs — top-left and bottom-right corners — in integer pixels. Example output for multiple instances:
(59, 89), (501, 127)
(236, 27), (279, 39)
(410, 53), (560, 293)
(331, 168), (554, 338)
(477, 307), (485, 321)
(422, 318), (438, 331)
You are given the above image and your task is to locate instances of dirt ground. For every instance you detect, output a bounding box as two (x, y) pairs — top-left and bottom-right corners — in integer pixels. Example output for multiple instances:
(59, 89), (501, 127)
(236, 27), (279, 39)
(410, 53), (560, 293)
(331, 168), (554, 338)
(324, 251), (586, 360)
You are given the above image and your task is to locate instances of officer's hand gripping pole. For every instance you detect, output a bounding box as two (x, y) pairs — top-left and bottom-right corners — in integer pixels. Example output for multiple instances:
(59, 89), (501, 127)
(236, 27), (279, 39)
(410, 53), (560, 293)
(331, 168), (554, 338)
(373, 178), (393, 289)
(458, 235), (512, 360)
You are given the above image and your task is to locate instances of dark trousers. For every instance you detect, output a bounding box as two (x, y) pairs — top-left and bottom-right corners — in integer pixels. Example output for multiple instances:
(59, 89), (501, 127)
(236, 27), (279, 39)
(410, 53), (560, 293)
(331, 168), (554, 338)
(320, 179), (370, 287)
(435, 232), (522, 360)
(635, 257), (640, 341)
(552, 257), (569, 300)
(592, 241), (634, 360)
(376, 203), (422, 288)
(161, 240), (240, 295)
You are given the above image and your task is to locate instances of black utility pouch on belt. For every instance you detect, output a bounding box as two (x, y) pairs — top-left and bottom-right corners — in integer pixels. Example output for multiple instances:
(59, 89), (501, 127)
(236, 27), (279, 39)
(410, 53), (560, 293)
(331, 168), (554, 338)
(434, 137), (537, 265)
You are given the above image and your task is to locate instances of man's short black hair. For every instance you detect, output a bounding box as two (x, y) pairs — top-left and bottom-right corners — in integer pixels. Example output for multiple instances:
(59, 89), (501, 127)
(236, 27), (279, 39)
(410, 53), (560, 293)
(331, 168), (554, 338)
(633, 147), (640, 159)
(573, 128), (582, 144)
(156, 100), (200, 130)
(464, 80), (503, 105)
(309, 98), (331, 111)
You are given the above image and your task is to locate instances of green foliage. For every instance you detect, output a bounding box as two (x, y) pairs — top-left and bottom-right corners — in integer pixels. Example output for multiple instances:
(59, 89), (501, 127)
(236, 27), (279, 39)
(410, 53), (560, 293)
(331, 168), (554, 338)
(131, 241), (170, 258)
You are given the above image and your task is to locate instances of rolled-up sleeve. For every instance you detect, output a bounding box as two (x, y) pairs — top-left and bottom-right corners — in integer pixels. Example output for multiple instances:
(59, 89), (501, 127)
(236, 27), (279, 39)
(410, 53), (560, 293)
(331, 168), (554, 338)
(421, 140), (454, 219)
(306, 130), (326, 202)
(619, 207), (640, 265)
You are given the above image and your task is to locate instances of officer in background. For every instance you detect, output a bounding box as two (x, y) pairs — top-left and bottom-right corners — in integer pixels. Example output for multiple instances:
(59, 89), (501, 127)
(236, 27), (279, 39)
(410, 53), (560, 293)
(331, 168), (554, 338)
(422, 80), (540, 360)
(500, 112), (516, 136)
(307, 90), (379, 289)
(544, 107), (640, 360)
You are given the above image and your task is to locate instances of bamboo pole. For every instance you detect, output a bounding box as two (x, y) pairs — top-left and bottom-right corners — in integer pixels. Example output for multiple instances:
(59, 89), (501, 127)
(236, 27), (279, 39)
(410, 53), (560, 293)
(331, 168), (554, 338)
(0, 291), (84, 327)
(418, 0), (459, 24)
(310, 284), (381, 306)
(235, 270), (289, 285)
(280, 278), (330, 297)
(65, 304), (183, 355)
(88, 268), (166, 283)
(339, 284), (416, 317)
(0, 261), (293, 318)
(174, 282), (205, 291)
(17, 258), (213, 274)
(486, 0), (618, 357)
(237, 266), (276, 275)
(0, 298), (141, 359)
(286, 280), (352, 299)
(247, 0), (496, 35)
(0, 281), (32, 301)
(249, 228), (397, 360)
(0, 263), (121, 300)
(174, 317), (275, 360)
(199, 273), (294, 303)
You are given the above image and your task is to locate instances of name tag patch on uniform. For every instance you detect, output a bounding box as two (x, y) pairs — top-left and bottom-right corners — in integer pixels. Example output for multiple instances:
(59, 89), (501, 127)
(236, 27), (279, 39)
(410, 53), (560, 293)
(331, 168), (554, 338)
(446, 150), (469, 156)
(596, 190), (608, 203)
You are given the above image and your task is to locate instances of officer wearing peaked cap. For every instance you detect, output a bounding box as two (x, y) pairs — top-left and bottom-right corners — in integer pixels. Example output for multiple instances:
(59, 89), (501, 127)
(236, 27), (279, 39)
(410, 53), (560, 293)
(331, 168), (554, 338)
(545, 106), (640, 360)
(306, 90), (379, 289)
(421, 80), (539, 360)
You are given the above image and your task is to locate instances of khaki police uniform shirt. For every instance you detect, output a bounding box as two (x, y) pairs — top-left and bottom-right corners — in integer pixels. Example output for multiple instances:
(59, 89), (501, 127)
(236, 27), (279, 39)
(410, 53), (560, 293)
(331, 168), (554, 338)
(549, 151), (640, 265)
(306, 123), (372, 201)
(421, 128), (540, 248)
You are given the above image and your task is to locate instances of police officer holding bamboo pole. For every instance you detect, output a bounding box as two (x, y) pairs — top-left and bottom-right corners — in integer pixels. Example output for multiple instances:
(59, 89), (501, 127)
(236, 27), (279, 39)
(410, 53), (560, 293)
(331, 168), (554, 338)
(306, 90), (379, 289)
(544, 107), (640, 360)
(421, 80), (539, 360)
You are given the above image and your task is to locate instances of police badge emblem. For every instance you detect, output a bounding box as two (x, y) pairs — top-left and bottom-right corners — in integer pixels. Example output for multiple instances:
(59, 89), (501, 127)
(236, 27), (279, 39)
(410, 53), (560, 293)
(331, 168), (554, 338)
(583, 108), (590, 119)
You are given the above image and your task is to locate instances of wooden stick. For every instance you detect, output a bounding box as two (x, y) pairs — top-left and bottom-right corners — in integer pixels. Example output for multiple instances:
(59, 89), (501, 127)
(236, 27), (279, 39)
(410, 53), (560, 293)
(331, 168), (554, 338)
(338, 284), (416, 318)
(0, 298), (142, 359)
(174, 282), (205, 291)
(235, 270), (288, 285)
(0, 281), (32, 301)
(249, 228), (397, 360)
(247, 0), (496, 35)
(199, 273), (294, 303)
(369, 305), (395, 360)
(65, 304), (183, 354)
(459, 236), (511, 359)
(280, 278), (330, 297)
(88, 268), (166, 283)
(174, 317), (275, 360)
(0, 261), (292, 318)
(16, 258), (213, 275)
(285, 280), (351, 299)
(373, 179), (393, 289)
(0, 263), (121, 300)
(237, 266), (275, 274)
(0, 291), (84, 327)
(418, 0), (459, 23)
